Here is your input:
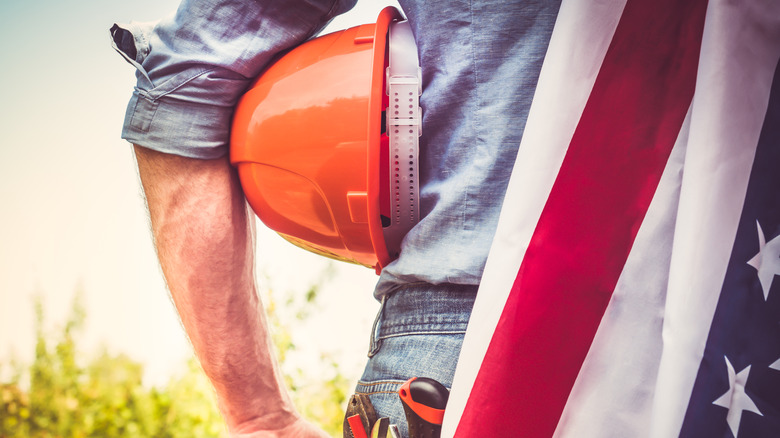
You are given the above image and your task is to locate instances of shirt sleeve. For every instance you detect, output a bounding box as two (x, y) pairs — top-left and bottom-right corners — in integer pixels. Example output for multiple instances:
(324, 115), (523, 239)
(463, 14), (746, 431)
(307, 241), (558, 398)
(111, 0), (357, 159)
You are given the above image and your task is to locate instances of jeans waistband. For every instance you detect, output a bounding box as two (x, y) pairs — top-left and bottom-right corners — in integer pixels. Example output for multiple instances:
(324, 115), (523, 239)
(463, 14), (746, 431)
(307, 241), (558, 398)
(369, 283), (477, 356)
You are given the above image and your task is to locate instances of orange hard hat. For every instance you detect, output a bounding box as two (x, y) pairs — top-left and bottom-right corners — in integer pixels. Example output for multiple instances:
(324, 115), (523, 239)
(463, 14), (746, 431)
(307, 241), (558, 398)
(230, 7), (421, 273)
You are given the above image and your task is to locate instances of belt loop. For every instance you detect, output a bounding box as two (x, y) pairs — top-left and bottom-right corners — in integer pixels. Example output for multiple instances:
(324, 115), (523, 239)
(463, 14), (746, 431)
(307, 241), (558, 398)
(368, 294), (388, 357)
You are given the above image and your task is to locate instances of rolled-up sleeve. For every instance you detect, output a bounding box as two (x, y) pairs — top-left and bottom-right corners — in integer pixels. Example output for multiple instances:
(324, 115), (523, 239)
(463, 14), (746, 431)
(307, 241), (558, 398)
(111, 0), (356, 159)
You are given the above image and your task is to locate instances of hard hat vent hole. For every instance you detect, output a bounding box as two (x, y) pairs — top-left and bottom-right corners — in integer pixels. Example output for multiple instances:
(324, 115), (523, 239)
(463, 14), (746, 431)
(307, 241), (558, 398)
(381, 18), (420, 260)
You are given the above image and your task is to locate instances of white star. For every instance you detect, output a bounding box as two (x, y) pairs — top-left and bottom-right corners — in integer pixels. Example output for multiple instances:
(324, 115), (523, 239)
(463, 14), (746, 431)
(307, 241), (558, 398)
(746, 220), (780, 301)
(713, 357), (762, 437)
(771, 357), (780, 372)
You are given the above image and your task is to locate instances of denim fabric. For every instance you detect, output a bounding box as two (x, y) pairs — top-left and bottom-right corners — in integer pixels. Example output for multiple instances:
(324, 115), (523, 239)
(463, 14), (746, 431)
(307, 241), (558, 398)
(355, 283), (477, 438)
(113, 0), (561, 290)
(375, 0), (561, 297)
(111, 0), (356, 159)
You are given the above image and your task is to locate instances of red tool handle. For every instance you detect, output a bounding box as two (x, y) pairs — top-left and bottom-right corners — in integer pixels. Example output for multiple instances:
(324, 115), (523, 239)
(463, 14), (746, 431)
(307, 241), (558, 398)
(347, 414), (368, 438)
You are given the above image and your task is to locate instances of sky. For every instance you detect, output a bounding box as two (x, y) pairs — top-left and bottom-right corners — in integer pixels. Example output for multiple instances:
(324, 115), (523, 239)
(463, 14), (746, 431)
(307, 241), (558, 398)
(0, 0), (397, 386)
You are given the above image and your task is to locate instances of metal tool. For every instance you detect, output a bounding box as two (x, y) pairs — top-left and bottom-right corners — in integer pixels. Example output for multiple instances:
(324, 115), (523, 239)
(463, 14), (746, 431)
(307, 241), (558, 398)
(371, 417), (404, 438)
(370, 417), (389, 438)
(398, 377), (449, 438)
(344, 393), (378, 438)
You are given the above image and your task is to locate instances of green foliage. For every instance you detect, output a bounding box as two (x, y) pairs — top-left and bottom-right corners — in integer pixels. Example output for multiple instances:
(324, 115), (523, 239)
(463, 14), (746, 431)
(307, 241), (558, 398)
(0, 294), (226, 438)
(1, 276), (350, 438)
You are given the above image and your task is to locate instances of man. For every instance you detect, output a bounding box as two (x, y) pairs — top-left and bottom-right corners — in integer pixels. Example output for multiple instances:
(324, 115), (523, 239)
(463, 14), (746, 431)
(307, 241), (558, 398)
(112, 0), (560, 436)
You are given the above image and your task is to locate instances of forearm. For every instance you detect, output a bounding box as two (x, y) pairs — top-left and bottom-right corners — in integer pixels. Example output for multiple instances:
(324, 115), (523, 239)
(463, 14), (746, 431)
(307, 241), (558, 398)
(133, 145), (294, 432)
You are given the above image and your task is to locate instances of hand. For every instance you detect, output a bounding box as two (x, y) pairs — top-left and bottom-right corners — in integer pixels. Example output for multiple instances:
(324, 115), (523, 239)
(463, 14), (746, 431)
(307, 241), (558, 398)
(231, 416), (331, 438)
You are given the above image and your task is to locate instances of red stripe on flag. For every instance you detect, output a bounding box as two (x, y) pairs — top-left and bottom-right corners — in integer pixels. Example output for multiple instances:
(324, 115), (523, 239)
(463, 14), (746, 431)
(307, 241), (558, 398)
(455, 0), (708, 436)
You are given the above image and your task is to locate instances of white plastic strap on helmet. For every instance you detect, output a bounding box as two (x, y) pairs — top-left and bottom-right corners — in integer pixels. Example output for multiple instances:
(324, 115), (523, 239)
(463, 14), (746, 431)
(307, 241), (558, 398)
(384, 20), (422, 257)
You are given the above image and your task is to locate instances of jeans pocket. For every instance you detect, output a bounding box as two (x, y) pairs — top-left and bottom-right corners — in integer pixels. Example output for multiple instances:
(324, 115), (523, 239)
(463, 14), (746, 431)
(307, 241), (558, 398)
(368, 295), (387, 358)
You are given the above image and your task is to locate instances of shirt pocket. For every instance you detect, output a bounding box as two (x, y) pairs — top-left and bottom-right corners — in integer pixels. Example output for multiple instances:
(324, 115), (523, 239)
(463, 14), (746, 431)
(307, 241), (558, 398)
(110, 21), (155, 85)
(110, 21), (218, 104)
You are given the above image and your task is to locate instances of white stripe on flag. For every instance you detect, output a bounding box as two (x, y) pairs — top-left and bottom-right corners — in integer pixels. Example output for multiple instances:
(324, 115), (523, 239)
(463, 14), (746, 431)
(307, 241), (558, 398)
(553, 109), (690, 437)
(651, 1), (780, 436)
(442, 0), (627, 435)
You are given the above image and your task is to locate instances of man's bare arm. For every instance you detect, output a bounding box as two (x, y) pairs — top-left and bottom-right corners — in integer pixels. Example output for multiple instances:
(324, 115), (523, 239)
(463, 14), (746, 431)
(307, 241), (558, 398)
(133, 145), (327, 437)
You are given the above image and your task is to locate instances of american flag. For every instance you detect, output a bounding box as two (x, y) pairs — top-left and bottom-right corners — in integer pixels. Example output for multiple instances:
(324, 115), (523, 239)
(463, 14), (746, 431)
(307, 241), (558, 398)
(443, 0), (780, 436)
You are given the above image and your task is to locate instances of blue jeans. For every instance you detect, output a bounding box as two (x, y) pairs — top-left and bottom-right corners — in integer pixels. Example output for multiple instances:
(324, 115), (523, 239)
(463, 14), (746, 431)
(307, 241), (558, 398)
(353, 284), (477, 438)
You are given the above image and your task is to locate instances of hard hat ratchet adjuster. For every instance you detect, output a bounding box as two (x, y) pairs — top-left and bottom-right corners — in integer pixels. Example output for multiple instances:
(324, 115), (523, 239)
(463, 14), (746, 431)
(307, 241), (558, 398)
(383, 20), (422, 260)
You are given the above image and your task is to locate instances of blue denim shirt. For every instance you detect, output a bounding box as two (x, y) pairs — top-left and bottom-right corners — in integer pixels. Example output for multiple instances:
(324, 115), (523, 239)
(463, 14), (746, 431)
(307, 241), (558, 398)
(113, 0), (560, 298)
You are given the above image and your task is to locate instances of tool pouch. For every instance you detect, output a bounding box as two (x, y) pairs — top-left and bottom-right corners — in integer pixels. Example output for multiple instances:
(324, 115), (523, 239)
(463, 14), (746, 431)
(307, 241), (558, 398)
(343, 393), (378, 438)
